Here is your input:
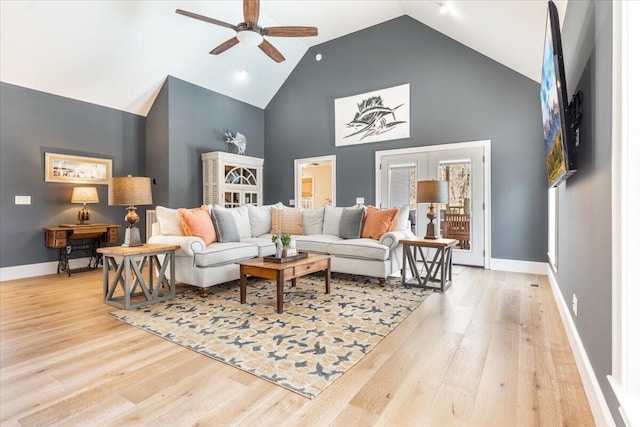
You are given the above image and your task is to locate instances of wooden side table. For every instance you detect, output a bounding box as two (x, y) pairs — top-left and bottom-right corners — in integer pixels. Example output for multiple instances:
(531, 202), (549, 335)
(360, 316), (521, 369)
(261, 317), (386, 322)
(97, 244), (179, 310)
(400, 238), (458, 292)
(43, 224), (120, 276)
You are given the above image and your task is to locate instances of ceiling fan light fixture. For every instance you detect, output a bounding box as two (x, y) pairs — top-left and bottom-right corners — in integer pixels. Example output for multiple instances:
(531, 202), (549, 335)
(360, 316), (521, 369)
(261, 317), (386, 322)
(237, 30), (263, 46)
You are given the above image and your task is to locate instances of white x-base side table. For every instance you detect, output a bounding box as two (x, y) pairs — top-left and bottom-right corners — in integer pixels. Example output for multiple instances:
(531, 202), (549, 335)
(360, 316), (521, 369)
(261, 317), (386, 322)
(97, 243), (179, 310)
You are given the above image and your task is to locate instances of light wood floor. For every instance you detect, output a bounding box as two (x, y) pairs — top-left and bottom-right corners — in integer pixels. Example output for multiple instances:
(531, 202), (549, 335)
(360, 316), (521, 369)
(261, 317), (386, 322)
(0, 267), (594, 426)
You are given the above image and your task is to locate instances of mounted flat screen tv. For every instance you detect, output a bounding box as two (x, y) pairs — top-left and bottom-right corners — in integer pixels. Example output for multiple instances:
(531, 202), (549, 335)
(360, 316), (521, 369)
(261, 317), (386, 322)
(540, 0), (577, 188)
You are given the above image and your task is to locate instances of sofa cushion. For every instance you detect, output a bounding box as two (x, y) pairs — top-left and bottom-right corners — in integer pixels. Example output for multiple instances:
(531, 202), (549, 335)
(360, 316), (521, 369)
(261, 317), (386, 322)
(177, 205), (216, 245)
(193, 242), (258, 268)
(302, 206), (325, 235)
(294, 234), (342, 254)
(241, 237), (276, 257)
(271, 207), (303, 235)
(338, 207), (365, 239)
(211, 208), (240, 242)
(322, 206), (344, 236)
(362, 206), (398, 240)
(392, 204), (411, 231)
(246, 203), (282, 237)
(328, 238), (390, 261)
(211, 205), (251, 240)
(155, 206), (184, 236)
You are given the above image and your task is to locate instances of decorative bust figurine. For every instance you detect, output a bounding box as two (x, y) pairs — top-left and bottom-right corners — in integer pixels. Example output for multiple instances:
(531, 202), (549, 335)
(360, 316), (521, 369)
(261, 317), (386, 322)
(274, 231), (283, 258)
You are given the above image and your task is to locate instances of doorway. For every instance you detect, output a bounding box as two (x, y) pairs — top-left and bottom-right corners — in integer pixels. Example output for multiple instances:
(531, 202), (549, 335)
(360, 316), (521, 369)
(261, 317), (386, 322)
(294, 155), (336, 208)
(376, 141), (490, 267)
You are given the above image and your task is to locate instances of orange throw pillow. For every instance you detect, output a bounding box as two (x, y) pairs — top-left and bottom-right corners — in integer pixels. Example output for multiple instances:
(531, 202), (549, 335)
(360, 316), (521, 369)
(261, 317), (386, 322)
(177, 205), (216, 245)
(271, 207), (303, 235)
(361, 206), (398, 240)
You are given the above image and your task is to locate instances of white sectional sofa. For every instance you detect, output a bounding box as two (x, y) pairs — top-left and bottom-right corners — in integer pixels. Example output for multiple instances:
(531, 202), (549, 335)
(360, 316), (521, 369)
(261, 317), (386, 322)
(148, 203), (415, 296)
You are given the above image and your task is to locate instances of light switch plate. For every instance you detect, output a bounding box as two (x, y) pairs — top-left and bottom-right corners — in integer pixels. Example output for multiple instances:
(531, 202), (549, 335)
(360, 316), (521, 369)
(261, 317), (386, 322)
(15, 195), (31, 205)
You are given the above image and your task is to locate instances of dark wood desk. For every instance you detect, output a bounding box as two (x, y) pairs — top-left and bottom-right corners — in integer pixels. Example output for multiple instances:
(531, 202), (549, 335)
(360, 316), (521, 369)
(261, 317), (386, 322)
(400, 238), (458, 292)
(43, 224), (120, 276)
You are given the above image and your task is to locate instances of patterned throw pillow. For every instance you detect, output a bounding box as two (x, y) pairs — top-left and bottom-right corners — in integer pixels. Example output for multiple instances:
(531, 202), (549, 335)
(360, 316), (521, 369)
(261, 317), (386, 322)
(271, 207), (303, 235)
(177, 205), (216, 245)
(362, 206), (399, 240)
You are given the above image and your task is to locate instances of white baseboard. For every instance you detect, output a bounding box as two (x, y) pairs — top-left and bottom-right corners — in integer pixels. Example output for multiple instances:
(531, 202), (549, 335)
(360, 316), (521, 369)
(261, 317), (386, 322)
(489, 258), (548, 274)
(0, 257), (92, 282)
(547, 266), (616, 427)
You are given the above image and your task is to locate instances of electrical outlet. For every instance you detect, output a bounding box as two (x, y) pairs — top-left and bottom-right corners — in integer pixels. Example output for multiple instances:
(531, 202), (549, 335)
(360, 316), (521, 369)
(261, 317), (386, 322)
(572, 294), (578, 317)
(289, 199), (295, 206)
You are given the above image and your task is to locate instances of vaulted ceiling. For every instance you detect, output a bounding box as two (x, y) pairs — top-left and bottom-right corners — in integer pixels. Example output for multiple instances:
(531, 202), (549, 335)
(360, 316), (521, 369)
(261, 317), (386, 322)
(0, 1), (566, 117)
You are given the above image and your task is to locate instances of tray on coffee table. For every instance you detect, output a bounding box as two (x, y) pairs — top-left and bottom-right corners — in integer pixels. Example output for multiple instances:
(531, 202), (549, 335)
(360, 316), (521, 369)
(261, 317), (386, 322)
(263, 251), (308, 263)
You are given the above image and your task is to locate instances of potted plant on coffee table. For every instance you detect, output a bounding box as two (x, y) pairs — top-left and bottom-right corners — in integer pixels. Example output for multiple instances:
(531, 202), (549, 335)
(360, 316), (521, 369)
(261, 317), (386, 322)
(272, 231), (292, 258)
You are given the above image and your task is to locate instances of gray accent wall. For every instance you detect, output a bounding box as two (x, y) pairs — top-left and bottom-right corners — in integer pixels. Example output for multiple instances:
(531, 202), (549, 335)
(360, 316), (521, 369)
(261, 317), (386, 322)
(146, 76), (265, 209)
(557, 1), (621, 424)
(264, 15), (548, 262)
(0, 82), (146, 268)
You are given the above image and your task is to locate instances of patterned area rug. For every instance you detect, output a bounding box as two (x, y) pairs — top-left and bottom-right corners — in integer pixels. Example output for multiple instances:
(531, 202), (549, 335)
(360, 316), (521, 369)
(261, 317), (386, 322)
(109, 273), (432, 398)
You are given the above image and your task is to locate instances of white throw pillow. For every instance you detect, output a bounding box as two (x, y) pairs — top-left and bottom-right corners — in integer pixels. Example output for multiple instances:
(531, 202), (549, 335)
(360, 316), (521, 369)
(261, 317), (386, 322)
(246, 203), (282, 237)
(213, 205), (251, 239)
(302, 206), (325, 235)
(155, 206), (184, 236)
(392, 204), (411, 231)
(322, 206), (344, 236)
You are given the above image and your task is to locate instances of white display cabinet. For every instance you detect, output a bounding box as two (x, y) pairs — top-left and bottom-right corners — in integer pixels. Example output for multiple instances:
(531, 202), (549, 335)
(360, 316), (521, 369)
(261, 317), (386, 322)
(201, 151), (263, 208)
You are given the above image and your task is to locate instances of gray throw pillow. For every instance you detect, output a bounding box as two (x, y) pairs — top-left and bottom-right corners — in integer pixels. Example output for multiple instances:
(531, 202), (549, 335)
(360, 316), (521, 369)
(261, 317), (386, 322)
(211, 208), (240, 242)
(338, 207), (365, 239)
(302, 206), (325, 235)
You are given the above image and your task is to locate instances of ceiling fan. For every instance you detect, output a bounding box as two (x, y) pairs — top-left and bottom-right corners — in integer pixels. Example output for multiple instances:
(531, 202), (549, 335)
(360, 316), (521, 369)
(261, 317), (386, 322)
(176, 0), (318, 63)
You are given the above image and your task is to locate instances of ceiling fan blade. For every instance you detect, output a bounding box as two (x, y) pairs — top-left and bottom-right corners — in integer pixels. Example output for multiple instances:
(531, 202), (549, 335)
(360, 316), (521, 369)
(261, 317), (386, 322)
(258, 39), (285, 63)
(176, 9), (237, 31)
(210, 37), (240, 55)
(263, 26), (318, 37)
(243, 0), (260, 26)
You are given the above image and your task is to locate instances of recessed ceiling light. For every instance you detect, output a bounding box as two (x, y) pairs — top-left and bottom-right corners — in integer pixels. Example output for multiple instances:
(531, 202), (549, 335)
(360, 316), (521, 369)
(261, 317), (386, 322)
(315, 53), (322, 62)
(439, 2), (450, 14)
(234, 70), (248, 81)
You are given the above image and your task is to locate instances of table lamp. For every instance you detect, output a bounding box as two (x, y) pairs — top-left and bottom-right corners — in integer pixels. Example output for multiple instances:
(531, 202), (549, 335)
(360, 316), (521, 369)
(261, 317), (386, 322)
(71, 187), (99, 225)
(417, 180), (449, 240)
(108, 175), (152, 247)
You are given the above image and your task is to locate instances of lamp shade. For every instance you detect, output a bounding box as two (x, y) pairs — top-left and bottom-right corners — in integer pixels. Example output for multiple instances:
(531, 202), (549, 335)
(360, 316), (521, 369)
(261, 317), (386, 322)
(71, 187), (99, 204)
(108, 175), (153, 206)
(417, 180), (449, 205)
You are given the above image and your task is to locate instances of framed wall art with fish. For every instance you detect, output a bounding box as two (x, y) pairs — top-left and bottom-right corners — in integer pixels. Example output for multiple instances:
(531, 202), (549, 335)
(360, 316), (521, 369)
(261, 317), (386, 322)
(334, 83), (410, 147)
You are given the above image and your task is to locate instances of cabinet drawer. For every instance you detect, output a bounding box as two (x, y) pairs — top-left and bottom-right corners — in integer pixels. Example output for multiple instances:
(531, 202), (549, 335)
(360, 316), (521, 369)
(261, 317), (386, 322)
(45, 230), (67, 248)
(107, 228), (119, 243)
(293, 260), (328, 276)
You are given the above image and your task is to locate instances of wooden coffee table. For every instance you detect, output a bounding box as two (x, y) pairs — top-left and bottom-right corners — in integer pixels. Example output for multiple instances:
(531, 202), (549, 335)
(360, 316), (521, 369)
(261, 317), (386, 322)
(237, 254), (331, 313)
